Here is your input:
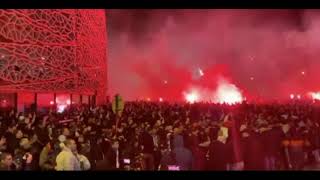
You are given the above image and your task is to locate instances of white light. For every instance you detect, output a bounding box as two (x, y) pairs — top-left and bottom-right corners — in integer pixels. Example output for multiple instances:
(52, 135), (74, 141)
(57, 105), (67, 113)
(50, 101), (54, 105)
(1, 55), (5, 59)
(147, 98), (151, 101)
(66, 100), (71, 105)
(159, 97), (163, 102)
(290, 94), (295, 99)
(41, 57), (45, 60)
(164, 80), (168, 84)
(310, 92), (320, 100)
(297, 95), (301, 99)
(214, 79), (243, 104)
(301, 71), (305, 75)
(185, 91), (199, 104)
(198, 68), (204, 76)
(250, 77), (254, 80)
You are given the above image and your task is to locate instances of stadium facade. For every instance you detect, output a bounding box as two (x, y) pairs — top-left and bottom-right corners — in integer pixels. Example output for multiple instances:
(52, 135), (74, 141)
(0, 9), (107, 112)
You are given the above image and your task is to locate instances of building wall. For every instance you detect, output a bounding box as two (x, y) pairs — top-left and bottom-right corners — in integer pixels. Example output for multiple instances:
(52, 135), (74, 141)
(0, 10), (107, 104)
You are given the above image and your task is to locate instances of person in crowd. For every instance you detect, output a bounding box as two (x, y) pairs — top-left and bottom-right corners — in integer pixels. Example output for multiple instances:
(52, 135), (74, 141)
(0, 152), (15, 170)
(172, 135), (193, 170)
(4, 124), (18, 154)
(0, 151), (33, 171)
(95, 140), (120, 170)
(73, 148), (91, 170)
(261, 124), (284, 170)
(242, 128), (266, 170)
(158, 143), (176, 170)
(39, 141), (55, 170)
(208, 128), (231, 170)
(138, 128), (155, 170)
(287, 127), (307, 170)
(0, 135), (6, 152)
(150, 127), (161, 169)
(0, 101), (319, 171)
(55, 139), (80, 171)
(14, 138), (35, 170)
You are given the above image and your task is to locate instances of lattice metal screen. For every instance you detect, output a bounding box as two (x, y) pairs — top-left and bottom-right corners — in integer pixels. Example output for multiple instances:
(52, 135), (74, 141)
(0, 9), (107, 102)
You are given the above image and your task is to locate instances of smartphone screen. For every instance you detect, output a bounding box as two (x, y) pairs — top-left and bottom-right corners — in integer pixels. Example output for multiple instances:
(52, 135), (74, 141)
(123, 159), (130, 164)
(168, 165), (180, 171)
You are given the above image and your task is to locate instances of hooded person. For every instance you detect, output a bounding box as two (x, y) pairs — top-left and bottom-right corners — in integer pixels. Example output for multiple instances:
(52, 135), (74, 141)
(172, 135), (193, 170)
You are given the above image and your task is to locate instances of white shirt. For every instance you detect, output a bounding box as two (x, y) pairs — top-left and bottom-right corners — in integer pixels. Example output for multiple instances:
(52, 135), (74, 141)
(55, 148), (81, 171)
(76, 154), (91, 170)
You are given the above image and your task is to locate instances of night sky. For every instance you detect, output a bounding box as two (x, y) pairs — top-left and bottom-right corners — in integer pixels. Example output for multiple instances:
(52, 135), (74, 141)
(107, 9), (320, 102)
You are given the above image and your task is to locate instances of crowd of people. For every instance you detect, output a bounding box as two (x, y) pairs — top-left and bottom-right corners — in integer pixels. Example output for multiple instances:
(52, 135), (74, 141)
(1, 100), (320, 171)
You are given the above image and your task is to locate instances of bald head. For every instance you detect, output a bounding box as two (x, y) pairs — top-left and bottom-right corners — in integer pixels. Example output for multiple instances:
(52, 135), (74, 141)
(65, 139), (77, 152)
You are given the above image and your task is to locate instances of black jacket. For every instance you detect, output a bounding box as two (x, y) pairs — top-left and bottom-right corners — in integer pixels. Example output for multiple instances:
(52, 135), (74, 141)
(208, 140), (230, 170)
(95, 141), (122, 170)
(4, 132), (18, 154)
(139, 131), (154, 154)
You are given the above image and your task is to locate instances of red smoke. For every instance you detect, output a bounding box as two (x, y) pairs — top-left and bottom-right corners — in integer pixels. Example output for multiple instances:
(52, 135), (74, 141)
(108, 10), (320, 102)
